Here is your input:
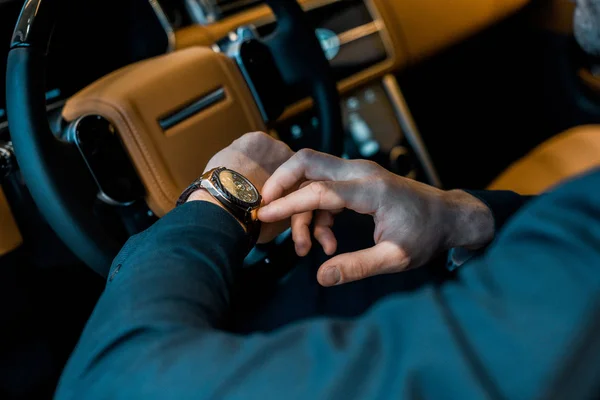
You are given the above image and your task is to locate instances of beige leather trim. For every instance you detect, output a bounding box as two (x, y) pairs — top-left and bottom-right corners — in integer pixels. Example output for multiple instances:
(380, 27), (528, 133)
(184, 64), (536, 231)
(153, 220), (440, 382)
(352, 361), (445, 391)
(489, 125), (600, 195)
(0, 187), (22, 256)
(385, 0), (530, 63)
(63, 47), (265, 217)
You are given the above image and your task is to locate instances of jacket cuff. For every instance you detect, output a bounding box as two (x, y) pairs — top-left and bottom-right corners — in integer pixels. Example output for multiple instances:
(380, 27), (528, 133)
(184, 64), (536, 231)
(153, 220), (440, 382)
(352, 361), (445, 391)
(109, 201), (247, 277)
(462, 190), (533, 233)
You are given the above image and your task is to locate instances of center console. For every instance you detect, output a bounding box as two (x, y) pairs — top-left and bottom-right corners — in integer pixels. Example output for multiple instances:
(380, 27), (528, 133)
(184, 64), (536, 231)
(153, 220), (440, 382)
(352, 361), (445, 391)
(276, 76), (440, 186)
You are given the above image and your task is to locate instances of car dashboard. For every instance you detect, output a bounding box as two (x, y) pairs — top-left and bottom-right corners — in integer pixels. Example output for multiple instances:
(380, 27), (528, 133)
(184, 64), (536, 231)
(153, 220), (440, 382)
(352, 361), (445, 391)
(0, 0), (529, 258)
(0, 0), (529, 127)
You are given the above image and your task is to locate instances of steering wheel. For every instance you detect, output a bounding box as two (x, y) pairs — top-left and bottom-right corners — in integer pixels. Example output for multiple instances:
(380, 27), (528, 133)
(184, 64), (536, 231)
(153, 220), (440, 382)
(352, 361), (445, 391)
(5, 0), (343, 277)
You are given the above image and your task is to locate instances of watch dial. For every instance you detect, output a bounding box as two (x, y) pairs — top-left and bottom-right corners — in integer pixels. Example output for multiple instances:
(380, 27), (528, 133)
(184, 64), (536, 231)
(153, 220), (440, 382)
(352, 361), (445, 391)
(218, 170), (259, 204)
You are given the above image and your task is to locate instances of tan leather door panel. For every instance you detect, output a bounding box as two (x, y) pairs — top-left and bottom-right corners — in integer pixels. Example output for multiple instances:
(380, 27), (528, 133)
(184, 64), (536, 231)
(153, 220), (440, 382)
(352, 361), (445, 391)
(0, 187), (22, 256)
(384, 0), (530, 62)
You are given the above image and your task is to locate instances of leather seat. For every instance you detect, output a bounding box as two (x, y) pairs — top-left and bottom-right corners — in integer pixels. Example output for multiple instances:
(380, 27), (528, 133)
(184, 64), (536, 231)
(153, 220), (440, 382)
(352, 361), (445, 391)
(489, 125), (600, 194)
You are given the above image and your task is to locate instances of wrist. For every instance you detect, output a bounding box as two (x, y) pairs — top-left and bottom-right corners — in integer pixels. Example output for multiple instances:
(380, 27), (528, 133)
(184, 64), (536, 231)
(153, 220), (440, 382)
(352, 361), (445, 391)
(187, 189), (249, 232)
(443, 189), (495, 250)
(187, 189), (223, 208)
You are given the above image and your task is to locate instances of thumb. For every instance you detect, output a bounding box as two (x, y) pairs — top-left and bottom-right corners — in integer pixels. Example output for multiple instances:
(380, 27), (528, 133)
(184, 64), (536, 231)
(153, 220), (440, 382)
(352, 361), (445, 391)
(317, 242), (410, 287)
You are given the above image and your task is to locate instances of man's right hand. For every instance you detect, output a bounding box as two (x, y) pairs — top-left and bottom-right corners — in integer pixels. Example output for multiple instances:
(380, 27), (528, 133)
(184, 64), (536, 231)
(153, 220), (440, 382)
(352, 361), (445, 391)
(258, 149), (495, 287)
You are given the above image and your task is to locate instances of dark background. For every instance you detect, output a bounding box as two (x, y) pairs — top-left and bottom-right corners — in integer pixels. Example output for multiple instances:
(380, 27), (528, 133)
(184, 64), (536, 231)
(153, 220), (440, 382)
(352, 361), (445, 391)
(0, 0), (168, 118)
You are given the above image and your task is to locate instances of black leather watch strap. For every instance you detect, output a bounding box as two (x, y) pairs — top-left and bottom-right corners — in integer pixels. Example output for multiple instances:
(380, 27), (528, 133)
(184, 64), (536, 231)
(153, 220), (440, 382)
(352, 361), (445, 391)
(176, 180), (203, 207)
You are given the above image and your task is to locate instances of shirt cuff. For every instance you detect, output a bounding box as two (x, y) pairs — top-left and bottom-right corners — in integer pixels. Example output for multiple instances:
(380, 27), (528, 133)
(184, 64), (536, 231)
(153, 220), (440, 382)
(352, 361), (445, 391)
(447, 247), (483, 271)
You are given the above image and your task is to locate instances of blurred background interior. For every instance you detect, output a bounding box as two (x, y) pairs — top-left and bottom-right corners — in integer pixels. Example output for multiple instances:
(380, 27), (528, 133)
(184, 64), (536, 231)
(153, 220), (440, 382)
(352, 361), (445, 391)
(0, 0), (599, 398)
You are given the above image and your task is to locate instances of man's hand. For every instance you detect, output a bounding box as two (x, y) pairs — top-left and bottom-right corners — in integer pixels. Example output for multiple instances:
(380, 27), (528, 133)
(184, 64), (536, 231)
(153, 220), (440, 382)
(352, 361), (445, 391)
(187, 131), (294, 243)
(258, 149), (495, 287)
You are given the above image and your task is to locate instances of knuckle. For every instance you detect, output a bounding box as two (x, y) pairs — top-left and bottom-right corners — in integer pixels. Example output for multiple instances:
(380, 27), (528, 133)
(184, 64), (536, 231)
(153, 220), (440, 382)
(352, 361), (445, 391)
(354, 159), (381, 173)
(370, 175), (391, 194)
(295, 148), (315, 162)
(309, 181), (329, 197)
(237, 131), (268, 145)
(248, 131), (269, 140)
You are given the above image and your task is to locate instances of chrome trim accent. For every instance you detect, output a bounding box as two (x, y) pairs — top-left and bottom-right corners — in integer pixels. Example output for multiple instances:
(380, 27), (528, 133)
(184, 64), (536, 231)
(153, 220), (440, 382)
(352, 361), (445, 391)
(251, 0), (391, 59)
(64, 115), (87, 147)
(0, 142), (15, 180)
(158, 87), (226, 130)
(363, 0), (394, 58)
(336, 20), (383, 47)
(97, 192), (136, 207)
(185, 0), (217, 24)
(382, 75), (442, 188)
(148, 0), (177, 52)
(224, 28), (270, 122)
(67, 115), (142, 207)
(10, 0), (43, 48)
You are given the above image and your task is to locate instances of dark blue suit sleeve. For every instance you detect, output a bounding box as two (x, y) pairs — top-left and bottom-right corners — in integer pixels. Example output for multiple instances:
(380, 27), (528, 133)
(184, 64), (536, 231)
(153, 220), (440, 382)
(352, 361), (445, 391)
(464, 190), (534, 233)
(56, 171), (600, 400)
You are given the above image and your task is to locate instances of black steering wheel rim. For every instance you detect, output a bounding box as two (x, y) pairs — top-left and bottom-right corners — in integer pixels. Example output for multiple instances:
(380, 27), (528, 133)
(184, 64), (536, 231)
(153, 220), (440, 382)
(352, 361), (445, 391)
(5, 0), (343, 277)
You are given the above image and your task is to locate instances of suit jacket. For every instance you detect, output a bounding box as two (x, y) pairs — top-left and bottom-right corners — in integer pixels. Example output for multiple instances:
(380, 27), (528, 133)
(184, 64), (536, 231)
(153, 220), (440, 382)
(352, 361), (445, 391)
(55, 169), (600, 400)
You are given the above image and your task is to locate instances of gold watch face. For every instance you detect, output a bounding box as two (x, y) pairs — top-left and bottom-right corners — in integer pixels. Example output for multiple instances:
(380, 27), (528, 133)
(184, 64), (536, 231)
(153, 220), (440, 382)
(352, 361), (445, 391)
(218, 169), (259, 204)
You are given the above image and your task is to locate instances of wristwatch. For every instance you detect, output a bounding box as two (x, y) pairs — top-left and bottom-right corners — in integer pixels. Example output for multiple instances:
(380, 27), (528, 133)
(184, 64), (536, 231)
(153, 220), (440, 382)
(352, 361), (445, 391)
(177, 167), (262, 248)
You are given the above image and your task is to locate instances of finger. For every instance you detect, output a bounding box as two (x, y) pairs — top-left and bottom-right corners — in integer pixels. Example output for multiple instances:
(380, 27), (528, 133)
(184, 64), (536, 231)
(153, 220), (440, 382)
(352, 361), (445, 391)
(290, 180), (315, 256)
(262, 149), (353, 204)
(291, 212), (313, 257)
(260, 181), (362, 222)
(257, 219), (291, 245)
(316, 242), (410, 287)
(313, 210), (337, 256)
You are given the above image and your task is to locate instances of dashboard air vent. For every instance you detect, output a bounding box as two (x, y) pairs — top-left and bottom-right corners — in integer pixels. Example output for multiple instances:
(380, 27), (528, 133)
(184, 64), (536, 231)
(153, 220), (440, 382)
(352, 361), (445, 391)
(186, 0), (264, 24)
(216, 0), (263, 17)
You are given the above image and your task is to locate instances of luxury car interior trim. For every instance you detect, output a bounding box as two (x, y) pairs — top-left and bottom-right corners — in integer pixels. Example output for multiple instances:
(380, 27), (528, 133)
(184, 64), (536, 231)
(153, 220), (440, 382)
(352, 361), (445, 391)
(148, 0), (177, 52)
(382, 75), (441, 188)
(158, 87), (227, 130)
(65, 115), (143, 206)
(10, 0), (44, 48)
(62, 47), (266, 217)
(336, 20), (383, 46)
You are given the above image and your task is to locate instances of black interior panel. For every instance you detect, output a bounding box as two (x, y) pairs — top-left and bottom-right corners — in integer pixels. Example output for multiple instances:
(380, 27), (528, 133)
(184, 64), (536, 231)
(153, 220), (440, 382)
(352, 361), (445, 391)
(0, 0), (168, 124)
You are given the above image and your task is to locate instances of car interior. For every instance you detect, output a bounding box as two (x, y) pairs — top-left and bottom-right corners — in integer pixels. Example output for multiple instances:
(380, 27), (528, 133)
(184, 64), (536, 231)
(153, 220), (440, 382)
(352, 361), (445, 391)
(1, 0), (599, 398)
